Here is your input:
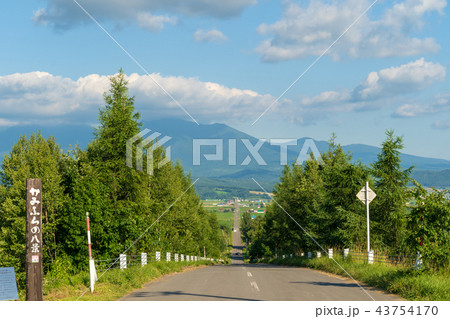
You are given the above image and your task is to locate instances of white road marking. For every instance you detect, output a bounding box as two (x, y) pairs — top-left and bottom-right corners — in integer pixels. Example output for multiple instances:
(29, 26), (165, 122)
(247, 272), (252, 277)
(250, 281), (260, 292)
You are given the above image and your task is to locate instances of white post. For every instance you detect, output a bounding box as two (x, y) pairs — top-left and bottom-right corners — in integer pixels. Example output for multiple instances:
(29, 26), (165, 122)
(317, 251), (321, 258)
(141, 253), (147, 267)
(328, 249), (333, 259)
(120, 254), (127, 270)
(368, 250), (374, 264)
(366, 181), (370, 253)
(344, 248), (349, 259)
(175, 253), (179, 262)
(166, 252), (171, 262)
(181, 254), (184, 261)
(86, 212), (97, 293)
(186, 255), (190, 262)
(414, 251), (423, 270)
(156, 251), (160, 262)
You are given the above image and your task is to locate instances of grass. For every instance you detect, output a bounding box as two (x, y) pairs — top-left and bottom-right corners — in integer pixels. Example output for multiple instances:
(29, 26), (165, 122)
(35, 260), (219, 301)
(264, 256), (449, 301)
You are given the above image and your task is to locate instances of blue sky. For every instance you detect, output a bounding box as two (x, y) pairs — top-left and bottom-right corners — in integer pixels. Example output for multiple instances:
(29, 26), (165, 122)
(1, 0), (450, 160)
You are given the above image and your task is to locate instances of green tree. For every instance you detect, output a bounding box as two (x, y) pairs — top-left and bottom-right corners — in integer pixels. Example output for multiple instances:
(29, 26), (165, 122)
(0, 133), (67, 284)
(408, 182), (450, 270)
(371, 130), (413, 253)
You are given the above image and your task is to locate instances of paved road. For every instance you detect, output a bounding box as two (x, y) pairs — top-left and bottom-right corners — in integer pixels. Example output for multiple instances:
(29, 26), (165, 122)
(121, 199), (401, 301)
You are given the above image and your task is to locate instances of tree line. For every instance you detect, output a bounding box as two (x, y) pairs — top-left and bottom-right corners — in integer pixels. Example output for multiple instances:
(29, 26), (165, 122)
(242, 132), (449, 270)
(0, 71), (226, 287)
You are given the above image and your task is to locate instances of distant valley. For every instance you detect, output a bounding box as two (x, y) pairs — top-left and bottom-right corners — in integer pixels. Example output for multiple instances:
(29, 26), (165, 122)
(1, 118), (449, 198)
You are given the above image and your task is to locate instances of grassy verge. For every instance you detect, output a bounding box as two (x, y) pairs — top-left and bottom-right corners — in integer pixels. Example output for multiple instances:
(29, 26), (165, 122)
(35, 260), (218, 301)
(263, 256), (449, 301)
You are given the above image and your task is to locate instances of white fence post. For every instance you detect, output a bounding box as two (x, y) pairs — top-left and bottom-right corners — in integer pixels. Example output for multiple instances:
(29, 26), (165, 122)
(120, 254), (127, 270)
(368, 250), (374, 264)
(317, 251), (321, 258)
(141, 253), (147, 267)
(343, 248), (349, 259)
(328, 249), (333, 259)
(175, 253), (179, 262)
(181, 254), (184, 261)
(167, 252), (171, 262)
(186, 255), (190, 262)
(414, 251), (422, 270)
(156, 251), (160, 262)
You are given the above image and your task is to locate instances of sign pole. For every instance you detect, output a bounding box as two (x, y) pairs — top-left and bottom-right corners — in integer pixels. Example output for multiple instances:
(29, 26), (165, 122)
(26, 178), (43, 301)
(86, 212), (97, 293)
(365, 181), (370, 253)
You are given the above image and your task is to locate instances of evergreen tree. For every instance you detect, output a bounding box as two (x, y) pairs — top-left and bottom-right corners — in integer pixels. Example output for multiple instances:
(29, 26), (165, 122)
(371, 130), (413, 252)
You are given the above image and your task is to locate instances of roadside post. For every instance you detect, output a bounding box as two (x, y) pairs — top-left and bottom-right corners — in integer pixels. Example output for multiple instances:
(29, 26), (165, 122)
(357, 181), (376, 262)
(26, 179), (43, 301)
(86, 212), (97, 292)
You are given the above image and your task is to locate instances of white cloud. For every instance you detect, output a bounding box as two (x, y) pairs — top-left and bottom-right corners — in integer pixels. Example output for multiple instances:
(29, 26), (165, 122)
(255, 0), (446, 62)
(432, 120), (450, 129)
(0, 60), (445, 127)
(0, 71), (284, 125)
(194, 29), (228, 43)
(296, 59), (446, 123)
(33, 0), (257, 30)
(136, 12), (177, 32)
(393, 94), (450, 117)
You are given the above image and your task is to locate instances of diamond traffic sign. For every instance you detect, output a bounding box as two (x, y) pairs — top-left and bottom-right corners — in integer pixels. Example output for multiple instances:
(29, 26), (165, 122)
(357, 185), (376, 204)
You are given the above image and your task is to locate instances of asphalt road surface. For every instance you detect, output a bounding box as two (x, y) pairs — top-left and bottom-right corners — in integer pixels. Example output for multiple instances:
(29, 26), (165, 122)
(121, 199), (401, 301)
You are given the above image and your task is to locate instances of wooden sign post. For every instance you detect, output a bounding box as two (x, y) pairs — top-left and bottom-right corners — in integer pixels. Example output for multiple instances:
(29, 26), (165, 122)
(26, 178), (43, 301)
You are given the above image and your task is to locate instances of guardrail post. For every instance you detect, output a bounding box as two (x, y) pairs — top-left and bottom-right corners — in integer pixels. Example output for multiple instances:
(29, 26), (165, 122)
(368, 250), (374, 264)
(156, 251), (160, 262)
(141, 253), (147, 267)
(120, 254), (127, 270)
(343, 248), (349, 259)
(328, 249), (333, 259)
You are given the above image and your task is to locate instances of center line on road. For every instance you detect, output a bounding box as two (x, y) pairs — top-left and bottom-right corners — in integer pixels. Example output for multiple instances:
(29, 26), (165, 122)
(247, 272), (252, 277)
(250, 281), (260, 292)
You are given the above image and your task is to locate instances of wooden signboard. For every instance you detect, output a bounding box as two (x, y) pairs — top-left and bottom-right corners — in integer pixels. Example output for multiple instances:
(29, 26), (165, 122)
(26, 178), (43, 301)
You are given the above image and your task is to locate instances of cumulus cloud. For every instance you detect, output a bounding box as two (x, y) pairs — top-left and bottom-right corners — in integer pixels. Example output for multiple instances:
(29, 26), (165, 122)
(297, 58), (446, 122)
(33, 0), (256, 30)
(303, 58), (445, 106)
(255, 0), (446, 62)
(136, 12), (177, 32)
(393, 94), (450, 118)
(194, 29), (228, 43)
(0, 71), (285, 126)
(0, 59), (445, 127)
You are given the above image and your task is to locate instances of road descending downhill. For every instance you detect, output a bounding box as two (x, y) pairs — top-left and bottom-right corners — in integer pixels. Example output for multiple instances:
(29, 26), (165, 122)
(121, 199), (402, 301)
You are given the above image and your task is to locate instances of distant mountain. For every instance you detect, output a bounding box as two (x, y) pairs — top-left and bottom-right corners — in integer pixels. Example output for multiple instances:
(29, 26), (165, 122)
(411, 169), (450, 188)
(1, 118), (449, 194)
